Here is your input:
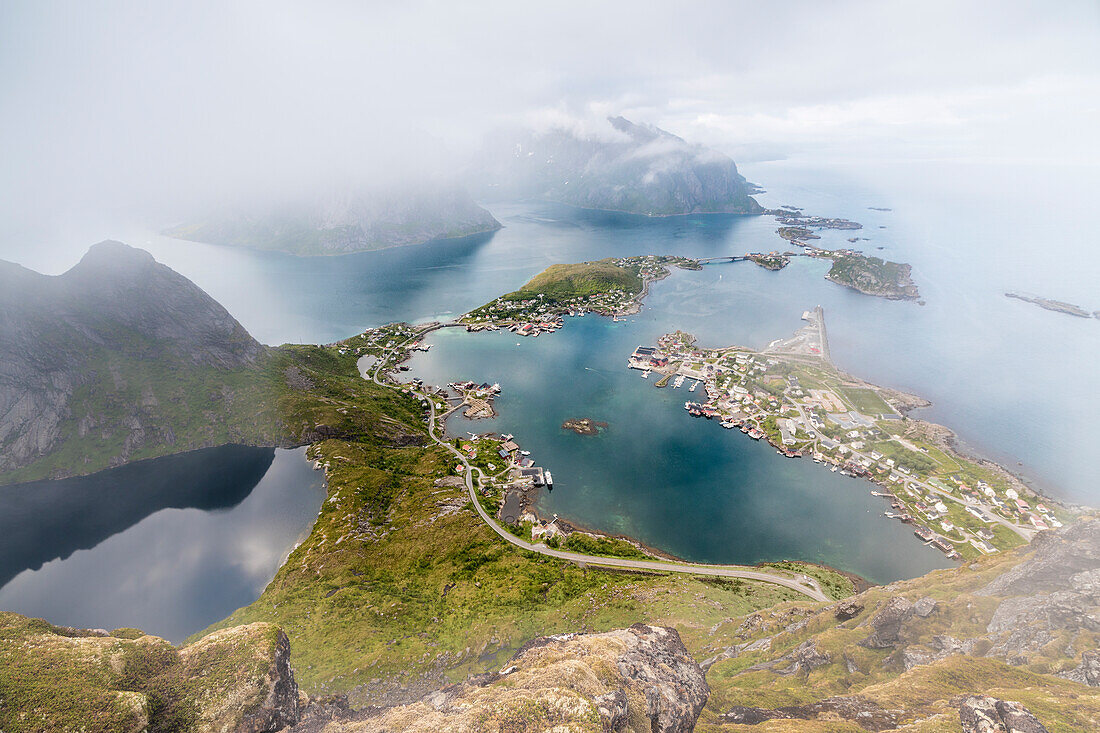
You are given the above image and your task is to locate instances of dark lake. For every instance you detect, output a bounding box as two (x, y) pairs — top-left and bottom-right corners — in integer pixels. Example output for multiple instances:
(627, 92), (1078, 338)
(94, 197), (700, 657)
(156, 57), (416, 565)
(0, 446), (324, 642)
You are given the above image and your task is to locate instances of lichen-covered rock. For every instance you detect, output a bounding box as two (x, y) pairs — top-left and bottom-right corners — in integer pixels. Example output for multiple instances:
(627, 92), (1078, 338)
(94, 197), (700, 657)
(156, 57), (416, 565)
(1058, 648), (1100, 687)
(979, 519), (1100, 597)
(298, 624), (708, 732)
(834, 597), (865, 621)
(858, 596), (914, 649)
(721, 696), (902, 731)
(912, 596), (938, 617)
(0, 611), (167, 733)
(959, 695), (1049, 732)
(980, 523), (1100, 664)
(594, 688), (629, 731)
(0, 612), (304, 733)
(180, 622), (300, 733)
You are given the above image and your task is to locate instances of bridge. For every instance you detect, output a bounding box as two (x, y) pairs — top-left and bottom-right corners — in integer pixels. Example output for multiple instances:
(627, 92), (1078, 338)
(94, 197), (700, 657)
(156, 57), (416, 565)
(696, 252), (809, 265)
(696, 255), (751, 264)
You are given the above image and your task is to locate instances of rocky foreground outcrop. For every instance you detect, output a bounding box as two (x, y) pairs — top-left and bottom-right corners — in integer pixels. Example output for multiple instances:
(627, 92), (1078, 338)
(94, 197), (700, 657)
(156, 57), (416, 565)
(0, 612), (301, 733)
(695, 519), (1100, 730)
(291, 624), (708, 733)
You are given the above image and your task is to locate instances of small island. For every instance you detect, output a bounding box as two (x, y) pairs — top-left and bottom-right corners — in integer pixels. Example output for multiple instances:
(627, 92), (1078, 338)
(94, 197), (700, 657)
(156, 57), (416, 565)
(747, 252), (791, 270)
(777, 226), (820, 243)
(1005, 292), (1096, 319)
(562, 418), (607, 435)
(825, 253), (920, 300)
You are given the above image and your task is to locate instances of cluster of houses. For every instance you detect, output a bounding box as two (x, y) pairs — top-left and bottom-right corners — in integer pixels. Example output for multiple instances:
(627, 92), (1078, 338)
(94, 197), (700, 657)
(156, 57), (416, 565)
(629, 334), (1056, 560)
(464, 286), (635, 332)
(462, 256), (698, 333)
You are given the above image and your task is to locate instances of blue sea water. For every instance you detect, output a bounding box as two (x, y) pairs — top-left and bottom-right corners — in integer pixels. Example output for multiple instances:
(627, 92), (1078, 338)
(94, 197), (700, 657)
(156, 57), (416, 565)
(1, 157), (1096, 629)
(126, 158), (1096, 506)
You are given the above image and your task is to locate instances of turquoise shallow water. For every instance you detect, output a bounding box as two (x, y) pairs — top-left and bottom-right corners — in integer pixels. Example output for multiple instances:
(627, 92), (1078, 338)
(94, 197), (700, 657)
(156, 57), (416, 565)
(407, 298), (955, 584)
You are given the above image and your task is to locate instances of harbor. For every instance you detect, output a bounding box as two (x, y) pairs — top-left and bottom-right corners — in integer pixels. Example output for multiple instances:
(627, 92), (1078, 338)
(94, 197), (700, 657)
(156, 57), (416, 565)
(406, 316), (958, 584)
(624, 308), (1063, 563)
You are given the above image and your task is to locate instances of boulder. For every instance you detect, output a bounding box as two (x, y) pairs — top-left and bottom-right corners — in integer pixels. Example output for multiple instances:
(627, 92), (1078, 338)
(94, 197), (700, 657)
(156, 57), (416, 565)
(834, 597), (865, 621)
(959, 695), (1049, 733)
(858, 596), (914, 649)
(912, 596), (938, 617)
(1058, 648), (1100, 687)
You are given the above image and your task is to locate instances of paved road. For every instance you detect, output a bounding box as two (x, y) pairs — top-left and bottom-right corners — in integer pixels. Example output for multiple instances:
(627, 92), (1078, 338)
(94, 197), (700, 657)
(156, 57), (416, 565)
(366, 326), (831, 604)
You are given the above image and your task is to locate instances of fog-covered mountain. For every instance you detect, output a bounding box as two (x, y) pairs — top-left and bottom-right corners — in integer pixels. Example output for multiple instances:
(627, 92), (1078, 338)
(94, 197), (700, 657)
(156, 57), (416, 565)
(474, 116), (763, 216)
(165, 183), (501, 256)
(0, 241), (277, 482)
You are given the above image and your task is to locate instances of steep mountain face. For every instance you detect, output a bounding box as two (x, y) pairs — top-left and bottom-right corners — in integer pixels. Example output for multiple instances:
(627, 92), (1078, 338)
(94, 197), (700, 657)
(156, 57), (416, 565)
(165, 183), (502, 256)
(475, 116), (764, 216)
(0, 242), (278, 483)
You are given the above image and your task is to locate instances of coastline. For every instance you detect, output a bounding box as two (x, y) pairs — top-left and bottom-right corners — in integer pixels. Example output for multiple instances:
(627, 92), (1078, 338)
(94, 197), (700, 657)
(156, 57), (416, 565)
(162, 220), (504, 259)
(383, 252), (1078, 581)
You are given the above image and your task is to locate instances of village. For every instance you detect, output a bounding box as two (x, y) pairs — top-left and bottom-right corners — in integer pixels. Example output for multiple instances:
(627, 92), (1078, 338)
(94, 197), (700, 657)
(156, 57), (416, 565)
(459, 255), (698, 335)
(626, 312), (1070, 562)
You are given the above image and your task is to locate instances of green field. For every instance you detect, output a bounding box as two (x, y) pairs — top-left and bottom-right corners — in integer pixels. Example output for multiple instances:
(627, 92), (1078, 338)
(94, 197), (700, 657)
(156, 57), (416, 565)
(837, 385), (895, 415)
(508, 260), (643, 301)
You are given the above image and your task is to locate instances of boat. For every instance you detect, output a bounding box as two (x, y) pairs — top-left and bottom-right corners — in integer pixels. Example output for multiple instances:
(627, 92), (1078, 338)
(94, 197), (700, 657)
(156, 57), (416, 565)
(520, 450), (531, 456)
(831, 465), (838, 472)
(544, 471), (553, 487)
(641, 370), (650, 379)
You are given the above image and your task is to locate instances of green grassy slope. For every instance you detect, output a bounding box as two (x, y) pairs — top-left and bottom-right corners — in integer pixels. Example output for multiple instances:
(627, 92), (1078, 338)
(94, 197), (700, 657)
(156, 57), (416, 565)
(511, 260), (643, 301)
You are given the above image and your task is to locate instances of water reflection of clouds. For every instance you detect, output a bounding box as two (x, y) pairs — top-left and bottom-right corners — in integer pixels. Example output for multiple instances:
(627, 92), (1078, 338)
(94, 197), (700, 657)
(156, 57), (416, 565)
(0, 449), (323, 642)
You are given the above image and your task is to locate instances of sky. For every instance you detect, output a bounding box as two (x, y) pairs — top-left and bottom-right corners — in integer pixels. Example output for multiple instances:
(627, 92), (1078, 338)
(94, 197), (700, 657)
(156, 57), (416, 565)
(1, 0), (1098, 257)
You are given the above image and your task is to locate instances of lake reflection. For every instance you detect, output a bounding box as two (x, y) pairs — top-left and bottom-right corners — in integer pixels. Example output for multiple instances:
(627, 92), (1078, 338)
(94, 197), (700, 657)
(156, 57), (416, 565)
(0, 446), (324, 642)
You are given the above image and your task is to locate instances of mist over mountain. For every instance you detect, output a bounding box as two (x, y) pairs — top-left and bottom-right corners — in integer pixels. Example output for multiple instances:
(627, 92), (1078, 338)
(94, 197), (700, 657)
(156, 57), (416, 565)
(474, 116), (764, 216)
(164, 182), (501, 256)
(0, 241), (277, 482)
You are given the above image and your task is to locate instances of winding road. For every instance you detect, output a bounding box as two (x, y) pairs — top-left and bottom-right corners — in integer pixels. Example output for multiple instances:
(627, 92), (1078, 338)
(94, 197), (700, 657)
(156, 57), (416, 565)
(365, 325), (832, 604)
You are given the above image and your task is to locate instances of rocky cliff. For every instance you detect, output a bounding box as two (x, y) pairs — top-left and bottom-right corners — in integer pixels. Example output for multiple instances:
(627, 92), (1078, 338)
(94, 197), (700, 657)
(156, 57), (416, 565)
(475, 116), (763, 216)
(165, 184), (501, 256)
(0, 241), (279, 483)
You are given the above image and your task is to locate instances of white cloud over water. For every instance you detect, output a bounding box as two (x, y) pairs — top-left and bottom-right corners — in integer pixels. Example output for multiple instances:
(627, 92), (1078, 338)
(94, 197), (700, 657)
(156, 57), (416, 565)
(0, 0), (1097, 244)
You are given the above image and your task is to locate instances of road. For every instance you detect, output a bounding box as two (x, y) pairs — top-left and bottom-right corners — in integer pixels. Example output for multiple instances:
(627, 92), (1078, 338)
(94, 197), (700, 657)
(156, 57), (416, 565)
(366, 326), (832, 604)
